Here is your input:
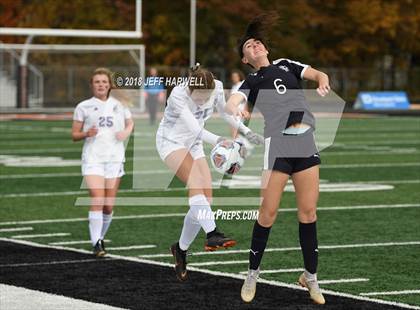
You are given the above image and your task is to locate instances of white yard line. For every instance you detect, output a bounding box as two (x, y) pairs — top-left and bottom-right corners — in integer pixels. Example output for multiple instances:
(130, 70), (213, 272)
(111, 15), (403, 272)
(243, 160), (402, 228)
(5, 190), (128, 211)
(1, 162), (420, 180)
(240, 268), (304, 274)
(0, 146), (148, 154)
(1, 180), (419, 198)
(11, 233), (71, 239)
(318, 278), (370, 284)
(1, 237), (418, 310)
(49, 239), (110, 245)
(139, 241), (420, 258)
(0, 227), (33, 232)
(249, 150), (420, 157)
(1, 190), (88, 197)
(360, 290), (420, 296)
(318, 162), (420, 168)
(0, 173), (82, 179)
(189, 260), (249, 267)
(0, 258), (115, 268)
(106, 245), (156, 251)
(1, 204), (419, 226)
(0, 214), (185, 226)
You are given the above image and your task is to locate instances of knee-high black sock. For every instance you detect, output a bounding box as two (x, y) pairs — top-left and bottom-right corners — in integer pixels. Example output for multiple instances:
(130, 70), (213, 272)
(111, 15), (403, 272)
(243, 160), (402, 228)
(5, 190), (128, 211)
(299, 221), (318, 274)
(249, 220), (271, 270)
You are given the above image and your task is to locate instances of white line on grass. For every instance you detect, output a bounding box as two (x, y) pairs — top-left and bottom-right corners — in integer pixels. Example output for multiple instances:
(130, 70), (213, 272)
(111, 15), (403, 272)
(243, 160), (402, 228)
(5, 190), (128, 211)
(0, 146), (151, 154)
(11, 233), (70, 239)
(1, 162), (420, 180)
(2, 180), (419, 198)
(0, 173), (82, 179)
(49, 239), (110, 245)
(106, 245), (156, 251)
(0, 227), (33, 232)
(0, 258), (116, 268)
(189, 260), (249, 267)
(0, 214), (185, 226)
(239, 268), (304, 274)
(1, 190), (88, 197)
(1, 204), (419, 226)
(139, 241), (420, 258)
(318, 162), (420, 168)
(1, 238), (418, 310)
(360, 290), (420, 296)
(318, 278), (370, 285)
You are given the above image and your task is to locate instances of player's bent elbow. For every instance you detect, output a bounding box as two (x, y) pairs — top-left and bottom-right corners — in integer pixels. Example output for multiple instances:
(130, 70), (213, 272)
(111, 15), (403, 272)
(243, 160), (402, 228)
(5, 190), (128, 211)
(72, 132), (83, 142)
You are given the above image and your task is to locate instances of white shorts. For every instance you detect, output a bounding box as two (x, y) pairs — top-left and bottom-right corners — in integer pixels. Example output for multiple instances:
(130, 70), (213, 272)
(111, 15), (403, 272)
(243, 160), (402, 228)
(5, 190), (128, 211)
(82, 162), (125, 178)
(156, 136), (205, 161)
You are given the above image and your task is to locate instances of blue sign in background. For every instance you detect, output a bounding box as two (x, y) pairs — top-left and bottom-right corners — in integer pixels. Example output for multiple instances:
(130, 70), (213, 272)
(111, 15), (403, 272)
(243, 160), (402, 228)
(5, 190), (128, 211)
(355, 91), (410, 110)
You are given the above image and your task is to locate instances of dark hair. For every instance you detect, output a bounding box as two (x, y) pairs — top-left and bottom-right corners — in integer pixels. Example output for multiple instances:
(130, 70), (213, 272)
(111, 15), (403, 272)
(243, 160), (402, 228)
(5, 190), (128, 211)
(188, 63), (215, 92)
(237, 13), (279, 59)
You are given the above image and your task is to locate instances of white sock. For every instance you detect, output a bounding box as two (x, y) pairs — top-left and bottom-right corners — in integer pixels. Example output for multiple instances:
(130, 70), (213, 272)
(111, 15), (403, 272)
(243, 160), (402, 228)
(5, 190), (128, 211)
(304, 269), (317, 281)
(179, 209), (201, 251)
(89, 211), (103, 246)
(188, 194), (216, 234)
(100, 212), (113, 239)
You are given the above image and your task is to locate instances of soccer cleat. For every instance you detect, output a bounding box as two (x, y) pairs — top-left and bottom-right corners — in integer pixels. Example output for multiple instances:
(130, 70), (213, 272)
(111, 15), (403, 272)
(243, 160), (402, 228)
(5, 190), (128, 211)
(93, 239), (106, 257)
(241, 268), (260, 303)
(298, 272), (326, 305)
(204, 231), (236, 251)
(170, 242), (188, 282)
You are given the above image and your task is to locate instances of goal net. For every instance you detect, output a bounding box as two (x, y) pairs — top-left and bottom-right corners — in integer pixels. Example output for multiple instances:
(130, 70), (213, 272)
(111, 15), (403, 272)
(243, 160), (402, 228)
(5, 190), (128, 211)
(0, 44), (145, 110)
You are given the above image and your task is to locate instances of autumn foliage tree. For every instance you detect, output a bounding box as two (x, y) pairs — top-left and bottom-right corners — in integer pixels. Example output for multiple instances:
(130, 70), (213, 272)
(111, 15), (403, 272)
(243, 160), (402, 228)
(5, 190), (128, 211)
(1, 0), (419, 70)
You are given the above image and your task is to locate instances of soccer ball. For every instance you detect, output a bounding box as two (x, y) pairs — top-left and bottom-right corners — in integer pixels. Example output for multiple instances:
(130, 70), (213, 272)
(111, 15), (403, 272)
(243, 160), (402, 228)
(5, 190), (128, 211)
(210, 140), (246, 175)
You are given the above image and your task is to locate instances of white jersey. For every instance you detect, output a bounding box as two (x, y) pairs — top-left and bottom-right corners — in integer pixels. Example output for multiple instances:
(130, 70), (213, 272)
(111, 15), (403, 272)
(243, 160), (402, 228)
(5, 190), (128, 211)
(73, 96), (132, 164)
(230, 81), (244, 95)
(157, 80), (247, 149)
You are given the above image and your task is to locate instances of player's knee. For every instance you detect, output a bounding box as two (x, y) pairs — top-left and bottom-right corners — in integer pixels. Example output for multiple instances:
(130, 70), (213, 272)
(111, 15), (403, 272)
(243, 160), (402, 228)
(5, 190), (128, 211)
(298, 207), (317, 223)
(188, 176), (207, 190)
(91, 196), (105, 207)
(259, 208), (277, 226)
(103, 205), (114, 214)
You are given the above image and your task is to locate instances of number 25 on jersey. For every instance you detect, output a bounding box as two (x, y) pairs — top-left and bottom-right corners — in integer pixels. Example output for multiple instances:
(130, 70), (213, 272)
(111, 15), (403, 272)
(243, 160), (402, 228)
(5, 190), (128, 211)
(98, 116), (114, 127)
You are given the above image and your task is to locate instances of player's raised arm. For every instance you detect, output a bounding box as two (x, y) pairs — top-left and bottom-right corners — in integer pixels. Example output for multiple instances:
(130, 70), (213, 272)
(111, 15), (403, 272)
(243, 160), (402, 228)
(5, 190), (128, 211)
(216, 95), (263, 145)
(303, 67), (331, 97)
(225, 93), (249, 119)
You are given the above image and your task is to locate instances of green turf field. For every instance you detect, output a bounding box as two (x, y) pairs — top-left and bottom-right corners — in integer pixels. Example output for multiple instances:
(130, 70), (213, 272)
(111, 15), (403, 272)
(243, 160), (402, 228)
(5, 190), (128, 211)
(0, 116), (419, 307)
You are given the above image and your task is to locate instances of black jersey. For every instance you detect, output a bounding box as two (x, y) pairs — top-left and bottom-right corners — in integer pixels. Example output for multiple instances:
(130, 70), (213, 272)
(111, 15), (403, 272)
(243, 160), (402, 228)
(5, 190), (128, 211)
(238, 58), (316, 140)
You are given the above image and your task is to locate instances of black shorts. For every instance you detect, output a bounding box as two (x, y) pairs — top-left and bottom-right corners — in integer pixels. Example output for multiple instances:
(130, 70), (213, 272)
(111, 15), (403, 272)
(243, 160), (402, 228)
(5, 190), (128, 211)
(272, 153), (321, 175)
(263, 134), (320, 175)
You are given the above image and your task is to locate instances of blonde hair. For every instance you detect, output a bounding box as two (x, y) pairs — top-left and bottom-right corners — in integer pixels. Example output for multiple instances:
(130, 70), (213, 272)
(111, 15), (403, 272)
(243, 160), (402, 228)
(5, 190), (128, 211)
(90, 67), (114, 99)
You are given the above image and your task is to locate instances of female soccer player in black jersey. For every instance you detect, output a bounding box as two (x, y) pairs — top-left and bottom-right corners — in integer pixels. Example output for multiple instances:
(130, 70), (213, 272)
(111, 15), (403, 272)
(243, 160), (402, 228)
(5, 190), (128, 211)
(226, 14), (330, 305)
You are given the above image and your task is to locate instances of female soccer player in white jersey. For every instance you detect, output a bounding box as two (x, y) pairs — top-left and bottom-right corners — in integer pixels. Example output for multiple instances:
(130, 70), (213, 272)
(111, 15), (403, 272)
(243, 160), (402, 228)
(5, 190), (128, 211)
(72, 68), (134, 257)
(226, 14), (330, 304)
(156, 65), (263, 282)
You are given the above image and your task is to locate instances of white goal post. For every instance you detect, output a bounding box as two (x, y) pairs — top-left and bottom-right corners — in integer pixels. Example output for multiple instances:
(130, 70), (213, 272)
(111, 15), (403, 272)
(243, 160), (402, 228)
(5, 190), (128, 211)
(0, 0), (142, 38)
(0, 43), (145, 109)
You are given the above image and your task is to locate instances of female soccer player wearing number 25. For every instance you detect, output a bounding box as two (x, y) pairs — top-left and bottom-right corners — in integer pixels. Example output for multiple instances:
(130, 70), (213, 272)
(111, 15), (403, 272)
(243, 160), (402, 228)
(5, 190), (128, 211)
(72, 68), (134, 257)
(226, 14), (331, 305)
